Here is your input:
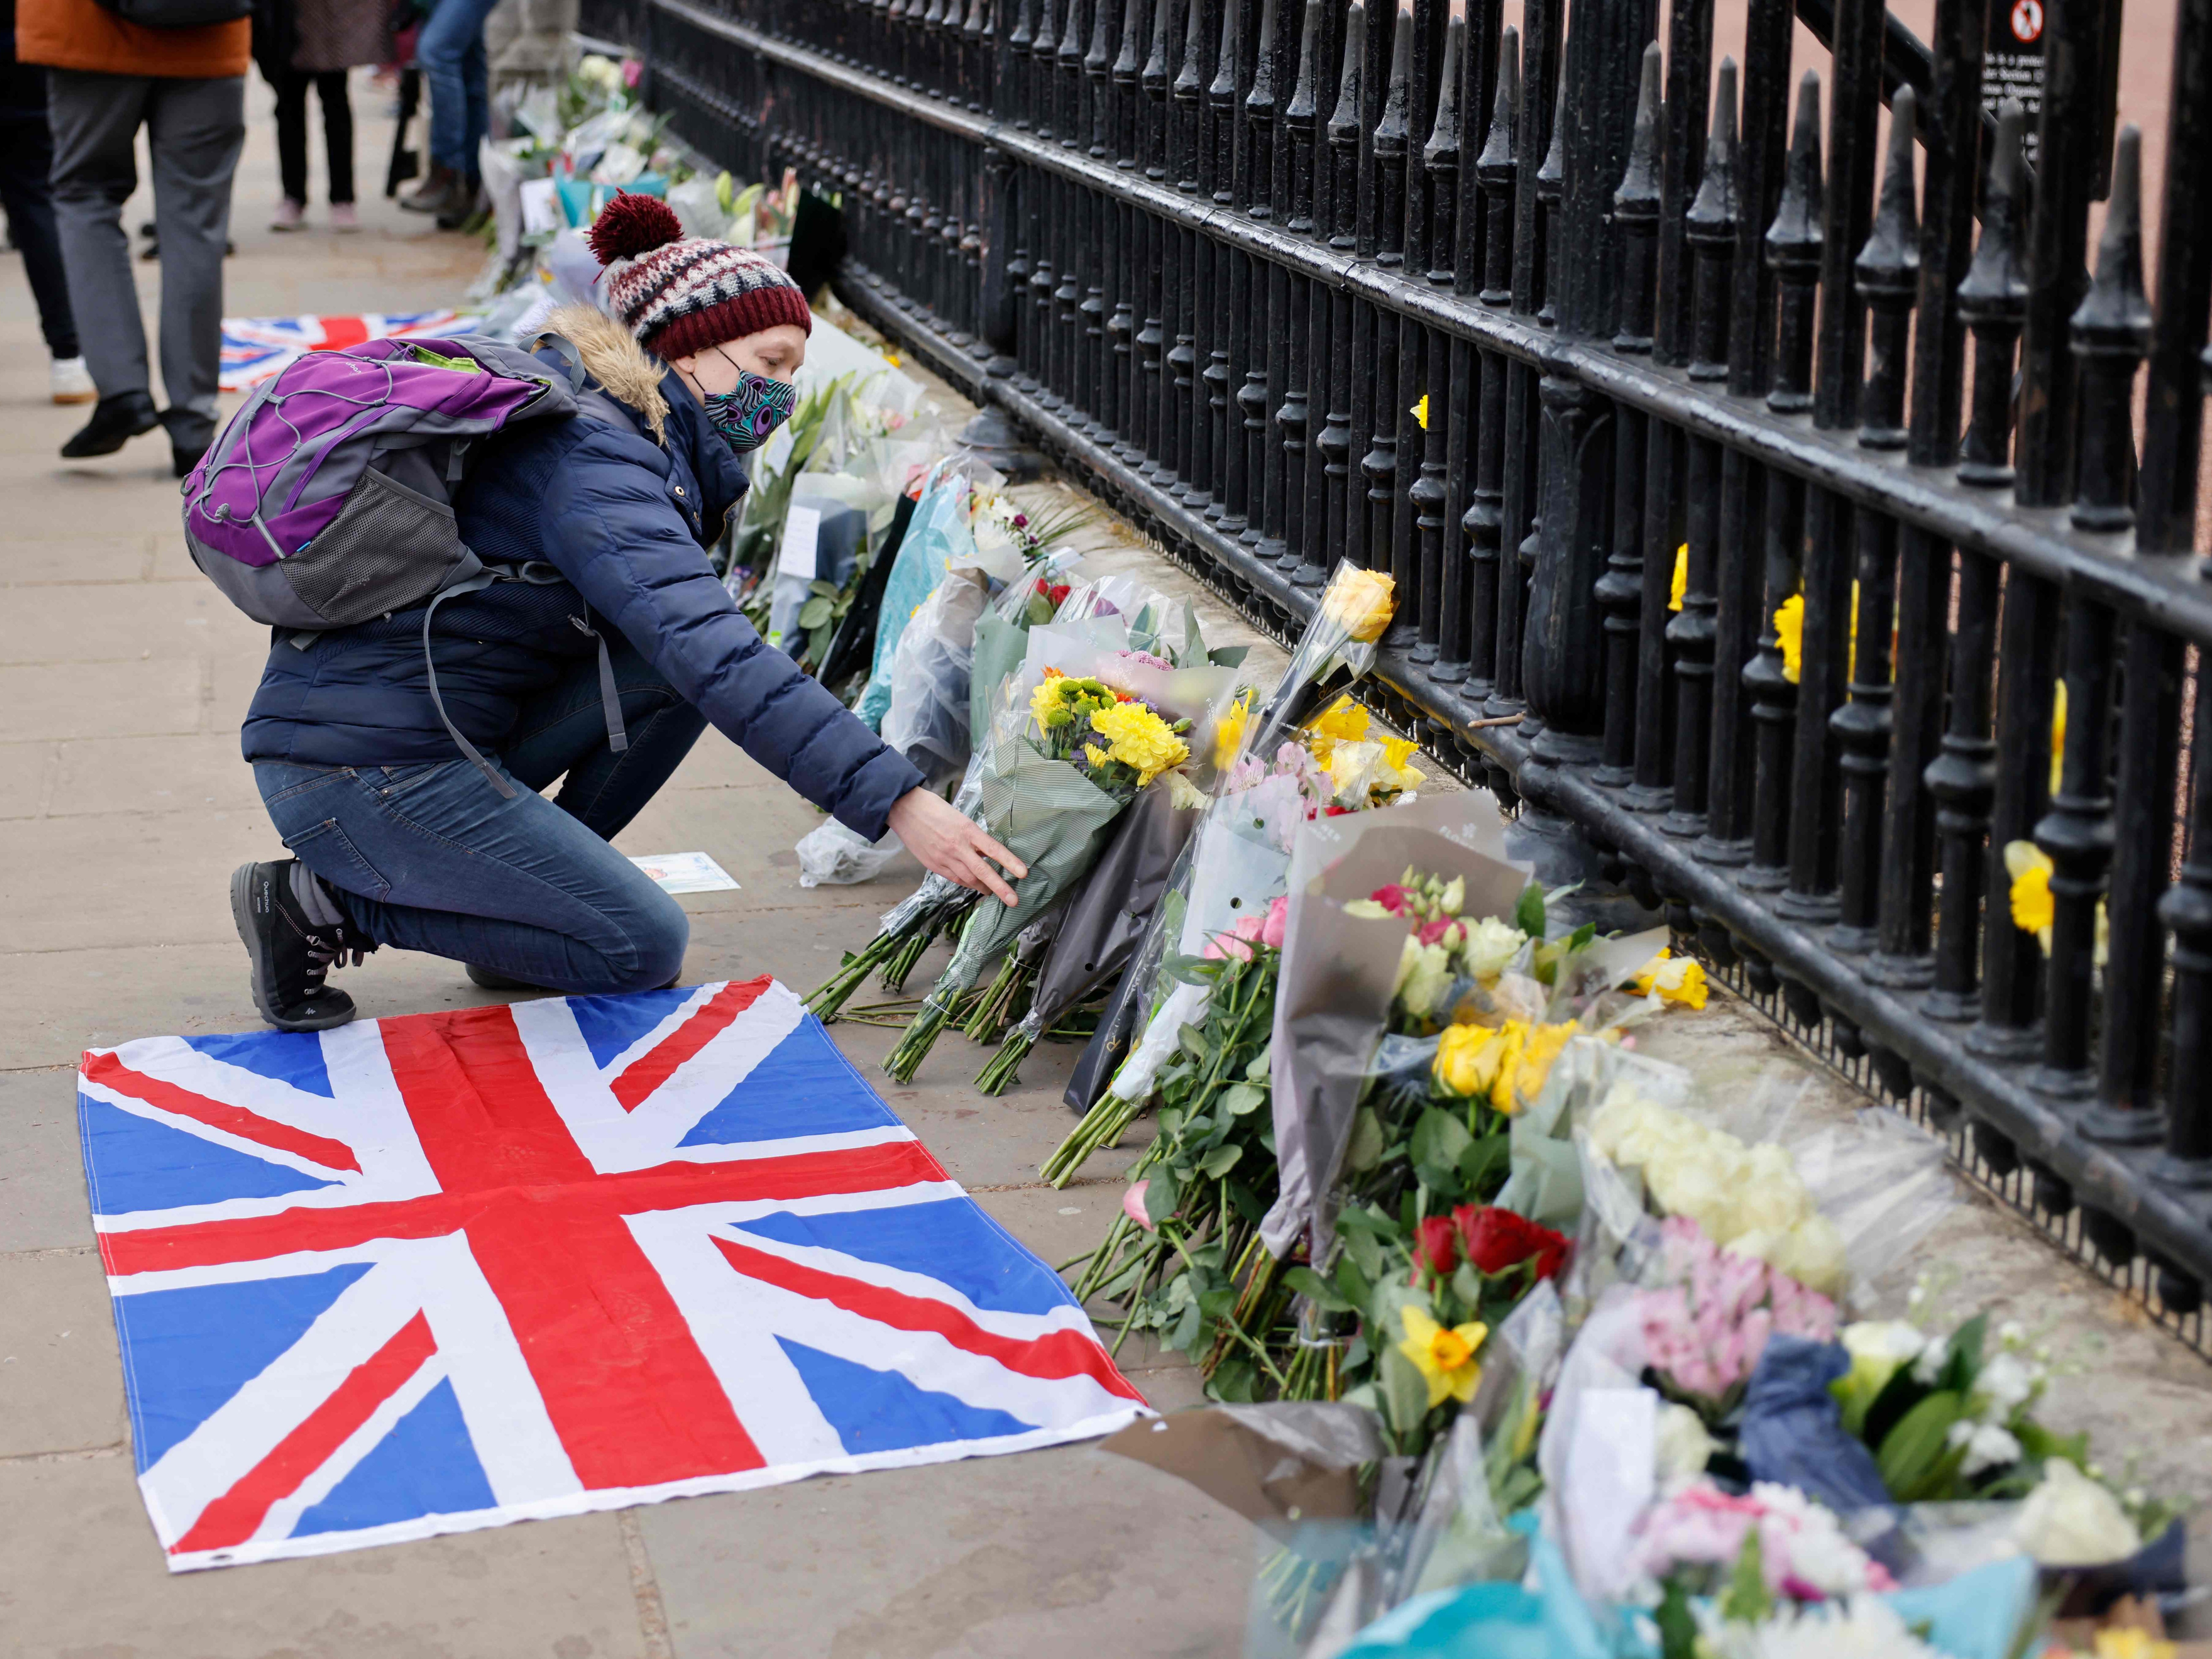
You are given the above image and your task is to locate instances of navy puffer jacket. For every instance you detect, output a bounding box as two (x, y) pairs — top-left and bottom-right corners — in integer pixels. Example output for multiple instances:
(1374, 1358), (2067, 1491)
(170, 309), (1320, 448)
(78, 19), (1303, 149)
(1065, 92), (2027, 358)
(241, 331), (924, 841)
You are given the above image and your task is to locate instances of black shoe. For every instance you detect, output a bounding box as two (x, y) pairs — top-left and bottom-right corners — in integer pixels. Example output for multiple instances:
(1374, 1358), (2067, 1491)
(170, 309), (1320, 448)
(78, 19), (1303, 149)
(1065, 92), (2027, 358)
(401, 162), (458, 214)
(230, 860), (365, 1031)
(60, 392), (158, 459)
(435, 180), (484, 232)
(162, 409), (217, 478)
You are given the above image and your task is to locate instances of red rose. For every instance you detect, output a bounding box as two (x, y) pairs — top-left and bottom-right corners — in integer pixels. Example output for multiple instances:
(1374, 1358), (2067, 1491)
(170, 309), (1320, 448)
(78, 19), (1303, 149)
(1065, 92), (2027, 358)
(1324, 804), (1353, 817)
(1454, 1205), (1570, 1282)
(1370, 883), (1413, 915)
(1409, 1215), (1459, 1281)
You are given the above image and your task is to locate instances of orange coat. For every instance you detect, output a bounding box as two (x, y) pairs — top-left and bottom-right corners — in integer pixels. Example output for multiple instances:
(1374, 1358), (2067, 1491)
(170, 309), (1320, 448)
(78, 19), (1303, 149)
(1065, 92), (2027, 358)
(16, 0), (250, 77)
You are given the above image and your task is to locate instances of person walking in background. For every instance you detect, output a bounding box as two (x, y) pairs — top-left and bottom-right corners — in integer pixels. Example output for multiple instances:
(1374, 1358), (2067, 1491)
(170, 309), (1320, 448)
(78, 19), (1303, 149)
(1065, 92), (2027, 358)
(400, 0), (494, 230)
(17, 0), (247, 475)
(255, 0), (381, 232)
(0, 0), (91, 404)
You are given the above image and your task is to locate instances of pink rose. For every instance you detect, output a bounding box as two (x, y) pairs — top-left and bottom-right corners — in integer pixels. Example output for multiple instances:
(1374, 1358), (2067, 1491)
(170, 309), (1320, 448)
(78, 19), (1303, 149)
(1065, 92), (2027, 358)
(1123, 1182), (1157, 1230)
(1202, 934), (1254, 963)
(1231, 913), (1266, 941)
(621, 56), (642, 86)
(1369, 884), (1412, 916)
(1260, 895), (1289, 948)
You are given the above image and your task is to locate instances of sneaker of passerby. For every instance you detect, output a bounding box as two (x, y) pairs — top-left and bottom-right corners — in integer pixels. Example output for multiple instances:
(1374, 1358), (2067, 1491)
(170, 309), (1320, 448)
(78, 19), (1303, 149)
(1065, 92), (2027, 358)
(20, 0), (248, 475)
(0, 8), (97, 408)
(255, 0), (377, 240)
(49, 355), (93, 402)
(409, 0), (497, 230)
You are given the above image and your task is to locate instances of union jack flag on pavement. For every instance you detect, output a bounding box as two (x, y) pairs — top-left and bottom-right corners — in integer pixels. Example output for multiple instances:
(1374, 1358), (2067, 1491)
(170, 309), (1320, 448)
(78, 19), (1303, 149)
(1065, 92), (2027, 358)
(219, 311), (476, 393)
(76, 979), (1147, 1571)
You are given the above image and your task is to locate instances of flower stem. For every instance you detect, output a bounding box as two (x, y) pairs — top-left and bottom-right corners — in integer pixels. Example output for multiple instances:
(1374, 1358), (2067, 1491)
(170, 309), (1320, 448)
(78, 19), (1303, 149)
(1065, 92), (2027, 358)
(975, 1024), (1036, 1095)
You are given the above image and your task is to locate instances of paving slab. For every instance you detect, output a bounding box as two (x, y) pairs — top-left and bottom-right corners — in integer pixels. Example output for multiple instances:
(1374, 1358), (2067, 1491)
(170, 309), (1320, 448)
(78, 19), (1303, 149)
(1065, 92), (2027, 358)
(635, 1443), (1255, 1659)
(0, 1454), (651, 1659)
(0, 1246), (125, 1457)
(0, 1069), (97, 1252)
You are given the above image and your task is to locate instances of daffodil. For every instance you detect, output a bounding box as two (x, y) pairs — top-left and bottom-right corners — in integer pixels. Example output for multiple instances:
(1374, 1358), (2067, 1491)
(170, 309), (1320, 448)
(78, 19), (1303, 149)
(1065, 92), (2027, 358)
(1213, 691), (1251, 769)
(1630, 948), (1709, 1010)
(2006, 840), (2055, 945)
(1669, 543), (1688, 613)
(1773, 592), (1805, 684)
(1305, 693), (1370, 765)
(1397, 1304), (1488, 1408)
(2094, 1629), (2175, 1659)
(2051, 678), (2068, 798)
(1411, 393), (1430, 430)
(1381, 735), (1422, 792)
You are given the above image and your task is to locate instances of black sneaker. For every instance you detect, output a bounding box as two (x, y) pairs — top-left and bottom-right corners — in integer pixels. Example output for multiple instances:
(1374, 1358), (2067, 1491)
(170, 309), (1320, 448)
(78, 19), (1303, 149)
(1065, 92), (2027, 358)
(60, 391), (159, 459)
(230, 860), (365, 1031)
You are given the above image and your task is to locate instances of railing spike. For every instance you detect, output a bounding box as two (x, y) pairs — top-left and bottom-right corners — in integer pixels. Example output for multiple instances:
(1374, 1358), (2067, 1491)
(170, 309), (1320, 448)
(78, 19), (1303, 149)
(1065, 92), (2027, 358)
(2069, 125), (2152, 530)
(1684, 57), (1738, 380)
(1955, 100), (2029, 486)
(1853, 85), (1919, 448)
(1615, 40), (1662, 215)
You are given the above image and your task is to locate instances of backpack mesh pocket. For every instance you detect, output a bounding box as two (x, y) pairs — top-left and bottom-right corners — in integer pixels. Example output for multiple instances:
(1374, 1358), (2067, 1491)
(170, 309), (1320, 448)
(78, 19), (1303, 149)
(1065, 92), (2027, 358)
(280, 465), (470, 625)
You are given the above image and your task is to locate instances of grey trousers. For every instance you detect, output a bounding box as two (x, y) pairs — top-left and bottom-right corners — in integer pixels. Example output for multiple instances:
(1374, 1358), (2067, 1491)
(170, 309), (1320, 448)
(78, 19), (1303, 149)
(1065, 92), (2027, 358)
(46, 71), (245, 423)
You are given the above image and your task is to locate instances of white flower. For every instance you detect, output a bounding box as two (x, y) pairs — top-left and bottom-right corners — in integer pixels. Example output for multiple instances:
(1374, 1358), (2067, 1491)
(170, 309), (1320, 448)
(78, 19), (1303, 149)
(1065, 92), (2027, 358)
(2015, 1458), (2142, 1566)
(1459, 915), (1528, 981)
(1912, 1343), (1948, 1386)
(1439, 875), (1465, 915)
(1976, 1351), (2035, 1419)
(1841, 1319), (1927, 1373)
(1700, 1597), (1943, 1659)
(1998, 1319), (2026, 1347)
(1653, 1403), (1714, 1491)
(1397, 940), (1454, 1019)
(1951, 1420), (2022, 1476)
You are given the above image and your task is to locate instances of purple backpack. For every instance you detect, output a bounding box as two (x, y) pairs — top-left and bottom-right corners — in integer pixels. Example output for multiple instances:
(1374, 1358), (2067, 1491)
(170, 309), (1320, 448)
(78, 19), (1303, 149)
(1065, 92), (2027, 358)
(181, 334), (620, 796)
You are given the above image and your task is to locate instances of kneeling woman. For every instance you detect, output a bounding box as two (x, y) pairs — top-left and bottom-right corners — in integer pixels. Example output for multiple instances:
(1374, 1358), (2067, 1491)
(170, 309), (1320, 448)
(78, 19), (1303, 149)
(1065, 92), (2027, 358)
(230, 197), (1020, 1030)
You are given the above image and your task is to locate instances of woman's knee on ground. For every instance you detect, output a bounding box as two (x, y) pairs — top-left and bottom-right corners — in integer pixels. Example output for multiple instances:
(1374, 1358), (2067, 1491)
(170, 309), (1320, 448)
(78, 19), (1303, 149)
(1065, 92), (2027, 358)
(600, 886), (689, 993)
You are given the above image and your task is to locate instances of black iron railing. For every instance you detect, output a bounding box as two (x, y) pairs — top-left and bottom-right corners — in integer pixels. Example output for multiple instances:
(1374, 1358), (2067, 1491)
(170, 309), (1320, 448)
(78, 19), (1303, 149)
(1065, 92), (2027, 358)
(623, 0), (2212, 1344)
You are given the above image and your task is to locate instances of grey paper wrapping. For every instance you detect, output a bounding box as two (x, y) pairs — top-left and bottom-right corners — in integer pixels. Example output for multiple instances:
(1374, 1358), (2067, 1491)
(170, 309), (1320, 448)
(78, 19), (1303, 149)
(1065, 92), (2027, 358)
(1021, 783), (1202, 1035)
(932, 740), (1132, 992)
(1260, 789), (1532, 1262)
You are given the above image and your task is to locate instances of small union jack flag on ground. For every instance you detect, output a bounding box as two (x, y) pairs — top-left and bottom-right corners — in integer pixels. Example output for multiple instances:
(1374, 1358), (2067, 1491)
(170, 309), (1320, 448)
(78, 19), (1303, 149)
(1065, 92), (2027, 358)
(219, 311), (476, 392)
(77, 979), (1146, 1571)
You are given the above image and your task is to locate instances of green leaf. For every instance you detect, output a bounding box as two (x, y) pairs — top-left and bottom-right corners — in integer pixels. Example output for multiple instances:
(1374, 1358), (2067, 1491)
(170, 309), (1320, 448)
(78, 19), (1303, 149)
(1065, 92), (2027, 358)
(1513, 883), (1547, 938)
(809, 578), (841, 598)
(1458, 1129), (1511, 1196)
(1285, 1266), (1356, 1314)
(1218, 1082), (1267, 1117)
(796, 596), (834, 630)
(1378, 1341), (1431, 1441)
(1244, 1041), (1272, 1081)
(1411, 1107), (1474, 1191)
(1654, 1578), (1697, 1659)
(1717, 1529), (1772, 1623)
(1143, 1170), (1181, 1228)
(1334, 1252), (1372, 1313)
(1178, 1022), (1209, 1060)
(1200, 1143), (1242, 1178)
(1342, 1224), (1386, 1286)
(1938, 1314), (1988, 1394)
(1876, 1390), (1964, 1499)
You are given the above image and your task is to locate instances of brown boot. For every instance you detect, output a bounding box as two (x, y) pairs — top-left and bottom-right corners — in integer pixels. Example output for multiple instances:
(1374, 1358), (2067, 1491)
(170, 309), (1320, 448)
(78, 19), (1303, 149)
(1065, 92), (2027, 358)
(399, 162), (458, 214)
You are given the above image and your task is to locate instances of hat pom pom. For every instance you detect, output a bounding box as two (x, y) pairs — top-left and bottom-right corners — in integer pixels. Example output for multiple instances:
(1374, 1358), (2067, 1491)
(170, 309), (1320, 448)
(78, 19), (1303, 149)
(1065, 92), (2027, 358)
(587, 193), (684, 266)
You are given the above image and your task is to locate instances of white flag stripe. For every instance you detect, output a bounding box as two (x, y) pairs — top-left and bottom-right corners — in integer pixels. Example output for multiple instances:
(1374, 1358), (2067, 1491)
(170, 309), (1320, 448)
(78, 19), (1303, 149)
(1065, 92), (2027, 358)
(252, 1353), (445, 1546)
(109, 1243), (394, 1297)
(634, 1210), (1130, 1448)
(110, 1036), (362, 1152)
(613, 983), (807, 1158)
(707, 1225), (1101, 1344)
(625, 1212), (845, 1465)
(78, 1071), (364, 1193)
(599, 983), (720, 1084)
(141, 1253), (429, 1543)
(413, 1233), (583, 1506)
(639, 1123), (918, 1170)
(691, 1259), (1133, 1431)
(317, 1021), (440, 1193)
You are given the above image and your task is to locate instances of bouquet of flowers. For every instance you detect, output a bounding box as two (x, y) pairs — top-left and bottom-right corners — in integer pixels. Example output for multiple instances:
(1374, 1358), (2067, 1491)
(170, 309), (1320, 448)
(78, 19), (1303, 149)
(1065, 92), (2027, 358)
(878, 667), (1197, 1081)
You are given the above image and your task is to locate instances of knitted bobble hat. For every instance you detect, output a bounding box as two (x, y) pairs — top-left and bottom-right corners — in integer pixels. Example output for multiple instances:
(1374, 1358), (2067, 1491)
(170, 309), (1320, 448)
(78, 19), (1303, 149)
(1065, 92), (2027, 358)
(586, 193), (812, 361)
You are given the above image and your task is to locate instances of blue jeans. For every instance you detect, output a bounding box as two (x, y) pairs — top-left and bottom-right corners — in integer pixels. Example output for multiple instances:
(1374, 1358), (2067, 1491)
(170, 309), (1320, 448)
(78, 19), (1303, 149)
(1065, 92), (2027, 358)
(255, 642), (709, 995)
(417, 0), (500, 176)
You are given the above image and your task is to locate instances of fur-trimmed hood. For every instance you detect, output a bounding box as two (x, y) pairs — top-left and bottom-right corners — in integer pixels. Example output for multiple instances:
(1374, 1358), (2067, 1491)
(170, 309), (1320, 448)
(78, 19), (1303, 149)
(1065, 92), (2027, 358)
(545, 304), (671, 444)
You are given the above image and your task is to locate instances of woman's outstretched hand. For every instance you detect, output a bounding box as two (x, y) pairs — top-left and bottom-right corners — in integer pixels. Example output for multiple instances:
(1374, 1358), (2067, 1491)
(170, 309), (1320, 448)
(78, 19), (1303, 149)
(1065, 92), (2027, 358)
(886, 787), (1026, 907)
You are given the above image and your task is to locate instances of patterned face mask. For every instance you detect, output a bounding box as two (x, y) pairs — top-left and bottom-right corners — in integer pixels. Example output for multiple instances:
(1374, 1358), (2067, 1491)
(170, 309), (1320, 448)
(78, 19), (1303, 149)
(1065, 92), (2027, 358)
(698, 348), (799, 453)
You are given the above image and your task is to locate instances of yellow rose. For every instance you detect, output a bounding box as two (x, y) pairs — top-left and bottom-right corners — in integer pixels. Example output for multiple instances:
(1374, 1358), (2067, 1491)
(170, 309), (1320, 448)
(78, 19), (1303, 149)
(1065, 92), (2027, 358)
(1511, 1021), (1575, 1110)
(1487, 1021), (1527, 1115)
(1397, 1305), (1488, 1409)
(1433, 1022), (1489, 1097)
(1320, 565), (1397, 643)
